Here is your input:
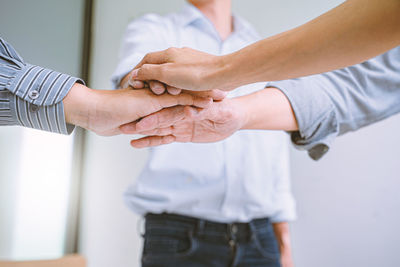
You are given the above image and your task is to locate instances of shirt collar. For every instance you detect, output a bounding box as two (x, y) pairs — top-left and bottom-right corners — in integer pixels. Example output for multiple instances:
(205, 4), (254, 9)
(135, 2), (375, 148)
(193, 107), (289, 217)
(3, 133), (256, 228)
(179, 3), (253, 38)
(179, 3), (204, 27)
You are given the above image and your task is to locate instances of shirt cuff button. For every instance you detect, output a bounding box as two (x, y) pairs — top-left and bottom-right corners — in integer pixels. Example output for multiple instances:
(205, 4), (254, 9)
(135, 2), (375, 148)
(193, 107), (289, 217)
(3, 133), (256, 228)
(29, 104), (39, 113)
(28, 90), (40, 100)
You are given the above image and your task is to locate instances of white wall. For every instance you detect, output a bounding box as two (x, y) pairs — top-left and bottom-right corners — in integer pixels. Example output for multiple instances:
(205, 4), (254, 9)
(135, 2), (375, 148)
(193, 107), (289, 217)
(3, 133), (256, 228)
(80, 1), (400, 267)
(0, 0), (85, 260)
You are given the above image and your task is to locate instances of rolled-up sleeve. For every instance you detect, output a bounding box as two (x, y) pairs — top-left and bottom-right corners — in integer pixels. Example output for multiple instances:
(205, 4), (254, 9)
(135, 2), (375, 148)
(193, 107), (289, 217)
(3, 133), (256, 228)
(268, 47), (400, 160)
(0, 37), (83, 134)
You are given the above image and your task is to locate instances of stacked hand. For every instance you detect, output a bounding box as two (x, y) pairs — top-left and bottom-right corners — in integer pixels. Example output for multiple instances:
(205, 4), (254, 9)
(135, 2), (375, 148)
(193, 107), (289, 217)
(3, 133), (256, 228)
(64, 58), (296, 145)
(116, 83), (297, 148)
(63, 83), (214, 136)
(119, 97), (245, 148)
(124, 47), (231, 92)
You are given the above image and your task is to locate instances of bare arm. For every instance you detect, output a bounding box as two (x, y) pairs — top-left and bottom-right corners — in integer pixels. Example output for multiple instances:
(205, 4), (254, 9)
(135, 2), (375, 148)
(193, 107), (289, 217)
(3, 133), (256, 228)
(224, 0), (400, 88)
(131, 0), (400, 91)
(273, 222), (294, 267)
(239, 88), (298, 131)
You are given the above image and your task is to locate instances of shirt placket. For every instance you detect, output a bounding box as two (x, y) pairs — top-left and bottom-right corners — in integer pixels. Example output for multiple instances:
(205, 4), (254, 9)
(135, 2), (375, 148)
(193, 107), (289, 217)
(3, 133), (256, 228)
(219, 40), (244, 220)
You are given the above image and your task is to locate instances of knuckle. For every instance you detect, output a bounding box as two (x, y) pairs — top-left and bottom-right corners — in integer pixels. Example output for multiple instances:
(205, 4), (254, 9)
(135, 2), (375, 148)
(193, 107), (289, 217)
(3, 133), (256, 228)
(166, 47), (179, 58)
(167, 47), (178, 53)
(158, 65), (167, 78)
(141, 64), (150, 71)
(143, 53), (151, 62)
(165, 47), (174, 55)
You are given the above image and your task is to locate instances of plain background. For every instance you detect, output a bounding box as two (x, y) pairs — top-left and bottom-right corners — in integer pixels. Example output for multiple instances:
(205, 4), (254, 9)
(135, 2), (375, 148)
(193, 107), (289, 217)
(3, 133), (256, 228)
(0, 0), (84, 259)
(80, 1), (400, 267)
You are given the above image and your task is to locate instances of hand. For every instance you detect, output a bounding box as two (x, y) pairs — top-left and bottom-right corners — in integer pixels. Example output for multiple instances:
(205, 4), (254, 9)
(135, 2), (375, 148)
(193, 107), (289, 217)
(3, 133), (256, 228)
(119, 97), (246, 148)
(128, 47), (235, 92)
(63, 83), (212, 136)
(127, 78), (227, 101)
(119, 87), (298, 147)
(121, 67), (227, 101)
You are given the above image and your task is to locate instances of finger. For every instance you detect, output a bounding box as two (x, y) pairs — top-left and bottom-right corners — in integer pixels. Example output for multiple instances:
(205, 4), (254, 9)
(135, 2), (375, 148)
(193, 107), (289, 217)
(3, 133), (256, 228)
(207, 89), (228, 101)
(149, 80), (166, 95)
(133, 47), (179, 71)
(128, 79), (145, 89)
(130, 135), (176, 148)
(166, 85), (182, 95)
(183, 89), (227, 101)
(157, 93), (212, 109)
(136, 106), (185, 132)
(136, 126), (174, 136)
(134, 50), (171, 70)
(132, 64), (171, 84)
(119, 121), (139, 134)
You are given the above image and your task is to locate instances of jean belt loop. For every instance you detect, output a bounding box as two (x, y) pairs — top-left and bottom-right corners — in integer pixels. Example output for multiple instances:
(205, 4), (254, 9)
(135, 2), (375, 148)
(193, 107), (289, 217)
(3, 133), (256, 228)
(196, 219), (205, 236)
(248, 220), (258, 242)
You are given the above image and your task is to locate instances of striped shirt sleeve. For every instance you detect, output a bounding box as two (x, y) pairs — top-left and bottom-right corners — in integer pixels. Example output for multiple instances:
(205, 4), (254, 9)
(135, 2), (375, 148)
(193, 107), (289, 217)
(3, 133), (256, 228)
(0, 37), (83, 134)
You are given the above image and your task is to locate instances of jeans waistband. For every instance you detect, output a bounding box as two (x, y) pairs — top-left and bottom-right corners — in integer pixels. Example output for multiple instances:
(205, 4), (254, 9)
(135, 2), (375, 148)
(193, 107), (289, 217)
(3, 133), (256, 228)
(145, 213), (271, 239)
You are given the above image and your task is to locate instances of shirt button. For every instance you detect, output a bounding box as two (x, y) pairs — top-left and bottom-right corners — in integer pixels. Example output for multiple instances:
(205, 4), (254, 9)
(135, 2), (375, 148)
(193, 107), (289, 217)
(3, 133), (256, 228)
(28, 90), (40, 100)
(29, 104), (39, 113)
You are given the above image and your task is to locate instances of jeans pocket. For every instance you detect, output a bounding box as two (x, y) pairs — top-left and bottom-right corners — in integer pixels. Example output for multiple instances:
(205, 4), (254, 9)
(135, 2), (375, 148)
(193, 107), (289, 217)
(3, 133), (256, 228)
(142, 228), (199, 263)
(252, 227), (281, 261)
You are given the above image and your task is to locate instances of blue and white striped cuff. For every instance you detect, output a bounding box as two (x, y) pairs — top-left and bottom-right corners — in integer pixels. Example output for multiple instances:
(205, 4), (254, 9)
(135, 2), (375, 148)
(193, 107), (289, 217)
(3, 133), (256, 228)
(3, 64), (83, 134)
(8, 63), (80, 107)
(9, 94), (74, 134)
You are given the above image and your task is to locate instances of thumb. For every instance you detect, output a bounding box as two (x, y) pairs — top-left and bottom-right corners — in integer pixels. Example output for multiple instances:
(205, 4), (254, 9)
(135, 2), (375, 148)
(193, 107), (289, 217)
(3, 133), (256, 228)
(131, 64), (166, 83)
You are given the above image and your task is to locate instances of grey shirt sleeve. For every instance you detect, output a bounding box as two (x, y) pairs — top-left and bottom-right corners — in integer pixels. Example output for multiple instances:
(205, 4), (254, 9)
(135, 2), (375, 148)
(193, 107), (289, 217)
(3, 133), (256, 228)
(267, 47), (400, 160)
(0, 37), (83, 134)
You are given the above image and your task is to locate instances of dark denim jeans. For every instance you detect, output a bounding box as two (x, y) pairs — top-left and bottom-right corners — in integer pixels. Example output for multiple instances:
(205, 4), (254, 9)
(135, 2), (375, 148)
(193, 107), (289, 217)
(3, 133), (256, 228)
(141, 213), (281, 267)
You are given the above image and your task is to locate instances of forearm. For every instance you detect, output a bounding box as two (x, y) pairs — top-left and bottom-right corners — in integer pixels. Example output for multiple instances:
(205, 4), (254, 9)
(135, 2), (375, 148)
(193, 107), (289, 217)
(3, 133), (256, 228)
(273, 222), (293, 266)
(219, 0), (400, 89)
(236, 88), (298, 131)
(273, 222), (292, 250)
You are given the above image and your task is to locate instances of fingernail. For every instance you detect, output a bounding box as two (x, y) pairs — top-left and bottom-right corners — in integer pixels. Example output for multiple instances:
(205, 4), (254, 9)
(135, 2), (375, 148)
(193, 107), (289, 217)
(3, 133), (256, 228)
(131, 69), (139, 79)
(130, 80), (142, 88)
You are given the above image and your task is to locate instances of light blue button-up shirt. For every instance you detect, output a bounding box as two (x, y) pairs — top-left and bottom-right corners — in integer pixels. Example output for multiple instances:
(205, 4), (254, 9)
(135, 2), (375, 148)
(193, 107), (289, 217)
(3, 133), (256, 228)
(269, 47), (400, 160)
(112, 4), (296, 223)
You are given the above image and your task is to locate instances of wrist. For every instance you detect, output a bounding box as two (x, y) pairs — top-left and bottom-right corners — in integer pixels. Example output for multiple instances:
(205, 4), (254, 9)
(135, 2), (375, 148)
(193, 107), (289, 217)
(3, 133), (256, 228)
(63, 83), (97, 129)
(230, 96), (250, 130)
(217, 51), (256, 91)
(207, 54), (239, 91)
